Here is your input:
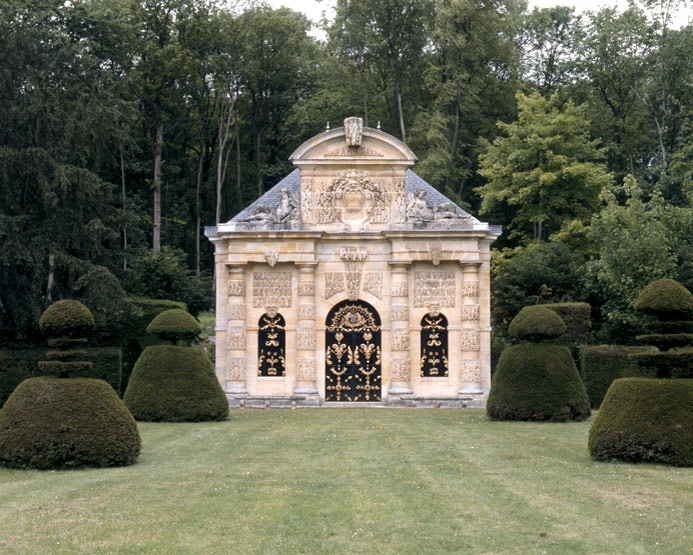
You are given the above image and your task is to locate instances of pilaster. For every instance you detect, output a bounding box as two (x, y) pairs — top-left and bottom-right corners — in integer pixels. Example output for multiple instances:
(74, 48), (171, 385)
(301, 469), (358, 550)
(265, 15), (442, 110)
(225, 263), (248, 394)
(388, 261), (413, 395)
(459, 260), (483, 396)
(294, 262), (319, 396)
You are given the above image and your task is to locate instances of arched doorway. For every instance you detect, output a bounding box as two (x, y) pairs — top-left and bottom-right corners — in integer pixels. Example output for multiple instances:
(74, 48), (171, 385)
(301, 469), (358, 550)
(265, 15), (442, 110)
(325, 300), (381, 402)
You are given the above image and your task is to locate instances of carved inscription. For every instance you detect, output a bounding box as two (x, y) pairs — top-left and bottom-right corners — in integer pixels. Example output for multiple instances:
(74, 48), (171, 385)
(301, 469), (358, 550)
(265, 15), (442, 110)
(298, 281), (315, 296)
(228, 279), (245, 297)
(228, 357), (246, 381)
(461, 281), (480, 298)
(228, 327), (246, 351)
(297, 327), (316, 350)
(460, 329), (480, 352)
(363, 272), (383, 299)
(325, 146), (382, 157)
(461, 359), (481, 383)
(253, 272), (292, 308)
(392, 329), (410, 352)
(460, 304), (480, 321)
(324, 272), (345, 299)
(391, 306), (409, 322)
(414, 271), (456, 307)
(298, 303), (316, 320)
(297, 357), (316, 381)
(227, 303), (245, 321)
(391, 281), (408, 297)
(391, 358), (410, 382)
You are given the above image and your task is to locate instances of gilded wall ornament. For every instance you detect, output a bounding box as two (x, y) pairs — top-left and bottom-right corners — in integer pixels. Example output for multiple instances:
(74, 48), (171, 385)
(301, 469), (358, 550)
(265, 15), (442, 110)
(420, 313), (449, 377)
(258, 313), (286, 377)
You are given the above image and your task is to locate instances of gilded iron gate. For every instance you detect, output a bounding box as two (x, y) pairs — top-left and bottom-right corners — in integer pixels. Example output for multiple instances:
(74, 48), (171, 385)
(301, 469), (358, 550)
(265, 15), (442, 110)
(325, 300), (381, 402)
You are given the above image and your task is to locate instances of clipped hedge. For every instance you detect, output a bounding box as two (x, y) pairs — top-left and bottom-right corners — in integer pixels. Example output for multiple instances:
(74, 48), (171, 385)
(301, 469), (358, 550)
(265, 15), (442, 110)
(633, 278), (693, 320)
(487, 344), (591, 422)
(38, 299), (94, 338)
(580, 345), (654, 408)
(147, 309), (201, 343)
(0, 347), (122, 406)
(0, 377), (140, 469)
(543, 302), (593, 347)
(508, 306), (566, 342)
(589, 378), (693, 467)
(124, 345), (228, 422)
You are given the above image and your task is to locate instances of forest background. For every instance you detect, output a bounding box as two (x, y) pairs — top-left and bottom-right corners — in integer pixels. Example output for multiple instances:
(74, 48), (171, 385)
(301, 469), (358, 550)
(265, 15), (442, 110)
(1, 0), (691, 352)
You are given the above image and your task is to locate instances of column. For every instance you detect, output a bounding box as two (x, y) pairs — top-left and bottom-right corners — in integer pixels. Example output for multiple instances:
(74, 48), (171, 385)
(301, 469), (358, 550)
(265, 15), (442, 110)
(294, 262), (319, 396)
(389, 261), (413, 396)
(226, 263), (248, 394)
(459, 261), (483, 395)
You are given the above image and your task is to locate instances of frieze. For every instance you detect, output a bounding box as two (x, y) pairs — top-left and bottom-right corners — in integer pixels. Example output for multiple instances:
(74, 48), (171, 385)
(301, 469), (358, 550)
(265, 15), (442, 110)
(228, 279), (245, 297)
(392, 329), (410, 352)
(391, 358), (410, 382)
(391, 281), (408, 297)
(228, 327), (246, 351)
(227, 303), (245, 321)
(298, 281), (315, 297)
(363, 272), (383, 299)
(228, 357), (246, 381)
(460, 304), (480, 321)
(324, 146), (382, 157)
(460, 329), (480, 352)
(461, 281), (480, 298)
(297, 327), (316, 350)
(324, 272), (346, 299)
(253, 272), (292, 308)
(298, 303), (316, 320)
(297, 357), (316, 381)
(461, 359), (481, 383)
(391, 306), (409, 322)
(414, 271), (456, 307)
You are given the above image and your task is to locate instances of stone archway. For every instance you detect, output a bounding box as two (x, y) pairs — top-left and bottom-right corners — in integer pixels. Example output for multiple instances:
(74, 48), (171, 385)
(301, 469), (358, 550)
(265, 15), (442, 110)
(325, 300), (381, 402)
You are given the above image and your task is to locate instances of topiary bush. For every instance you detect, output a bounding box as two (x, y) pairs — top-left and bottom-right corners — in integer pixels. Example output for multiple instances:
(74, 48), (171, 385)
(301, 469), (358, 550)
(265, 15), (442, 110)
(543, 302), (593, 366)
(588, 378), (693, 467)
(487, 306), (590, 422)
(123, 345), (228, 422)
(0, 377), (140, 469)
(146, 308), (202, 344)
(38, 299), (94, 378)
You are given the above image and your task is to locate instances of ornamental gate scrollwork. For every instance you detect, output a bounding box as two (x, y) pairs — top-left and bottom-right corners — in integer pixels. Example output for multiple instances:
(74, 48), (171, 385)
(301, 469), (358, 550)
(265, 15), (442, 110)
(258, 313), (286, 376)
(420, 313), (449, 377)
(325, 300), (381, 402)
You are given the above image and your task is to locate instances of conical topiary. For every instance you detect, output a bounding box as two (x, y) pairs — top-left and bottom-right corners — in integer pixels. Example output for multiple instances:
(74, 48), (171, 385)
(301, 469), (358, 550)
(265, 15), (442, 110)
(123, 309), (228, 421)
(0, 301), (140, 469)
(487, 305), (590, 421)
(589, 278), (693, 466)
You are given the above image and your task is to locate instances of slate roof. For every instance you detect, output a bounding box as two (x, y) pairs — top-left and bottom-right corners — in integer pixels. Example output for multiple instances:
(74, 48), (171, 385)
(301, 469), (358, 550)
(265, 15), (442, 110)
(227, 169), (479, 227)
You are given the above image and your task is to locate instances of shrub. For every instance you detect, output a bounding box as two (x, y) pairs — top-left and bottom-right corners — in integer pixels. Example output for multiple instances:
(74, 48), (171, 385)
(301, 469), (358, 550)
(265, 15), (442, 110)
(508, 305), (566, 342)
(633, 278), (693, 320)
(543, 302), (593, 346)
(38, 299), (94, 338)
(588, 378), (693, 467)
(147, 309), (201, 344)
(487, 344), (590, 421)
(0, 377), (140, 469)
(580, 345), (655, 407)
(123, 345), (228, 422)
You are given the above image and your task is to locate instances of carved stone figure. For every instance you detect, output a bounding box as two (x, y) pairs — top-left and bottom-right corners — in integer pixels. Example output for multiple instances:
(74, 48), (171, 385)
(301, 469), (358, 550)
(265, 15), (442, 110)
(344, 117), (363, 146)
(240, 188), (300, 230)
(406, 187), (472, 229)
(264, 250), (278, 267)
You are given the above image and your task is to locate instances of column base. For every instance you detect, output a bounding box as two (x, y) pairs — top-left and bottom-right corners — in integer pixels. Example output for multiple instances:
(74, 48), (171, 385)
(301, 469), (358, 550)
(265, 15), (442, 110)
(388, 385), (414, 396)
(293, 386), (319, 396)
(227, 384), (248, 395)
(458, 382), (484, 395)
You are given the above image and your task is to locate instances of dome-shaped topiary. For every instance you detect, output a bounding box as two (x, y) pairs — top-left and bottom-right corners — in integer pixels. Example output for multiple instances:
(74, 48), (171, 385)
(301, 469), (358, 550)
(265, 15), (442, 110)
(123, 345), (228, 422)
(39, 300), (94, 338)
(146, 309), (201, 344)
(487, 344), (590, 421)
(634, 278), (693, 321)
(508, 305), (567, 342)
(0, 377), (140, 469)
(589, 378), (693, 466)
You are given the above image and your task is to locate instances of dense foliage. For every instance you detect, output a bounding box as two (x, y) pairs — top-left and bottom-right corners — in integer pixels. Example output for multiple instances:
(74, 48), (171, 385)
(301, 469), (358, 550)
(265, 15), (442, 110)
(124, 344), (228, 422)
(0, 0), (691, 348)
(589, 378), (692, 467)
(0, 377), (140, 469)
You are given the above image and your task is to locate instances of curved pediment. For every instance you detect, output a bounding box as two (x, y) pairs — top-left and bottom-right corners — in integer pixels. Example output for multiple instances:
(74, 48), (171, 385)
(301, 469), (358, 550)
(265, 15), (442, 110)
(290, 120), (417, 166)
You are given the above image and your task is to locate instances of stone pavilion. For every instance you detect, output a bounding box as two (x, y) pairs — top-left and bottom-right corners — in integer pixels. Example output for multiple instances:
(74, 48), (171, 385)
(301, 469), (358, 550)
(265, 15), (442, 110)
(205, 118), (501, 407)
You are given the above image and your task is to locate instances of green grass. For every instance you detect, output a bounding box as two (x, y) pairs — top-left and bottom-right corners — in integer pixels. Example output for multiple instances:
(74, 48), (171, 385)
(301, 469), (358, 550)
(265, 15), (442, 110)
(0, 410), (691, 554)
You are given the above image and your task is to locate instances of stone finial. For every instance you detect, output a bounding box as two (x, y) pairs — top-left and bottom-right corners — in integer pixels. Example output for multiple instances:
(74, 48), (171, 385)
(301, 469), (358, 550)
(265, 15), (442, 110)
(344, 117), (363, 147)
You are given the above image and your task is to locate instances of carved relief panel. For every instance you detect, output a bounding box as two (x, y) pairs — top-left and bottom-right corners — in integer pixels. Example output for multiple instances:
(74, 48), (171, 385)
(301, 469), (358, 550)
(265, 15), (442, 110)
(414, 271), (456, 307)
(460, 329), (480, 352)
(253, 272), (292, 308)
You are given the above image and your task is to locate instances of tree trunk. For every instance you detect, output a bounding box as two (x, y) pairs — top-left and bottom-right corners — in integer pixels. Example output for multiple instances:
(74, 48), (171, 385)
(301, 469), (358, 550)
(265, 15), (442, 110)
(152, 105), (164, 252)
(46, 251), (55, 303)
(120, 146), (127, 271)
(236, 115), (241, 203)
(256, 129), (263, 196)
(447, 97), (461, 190)
(195, 145), (204, 277)
(396, 89), (406, 143)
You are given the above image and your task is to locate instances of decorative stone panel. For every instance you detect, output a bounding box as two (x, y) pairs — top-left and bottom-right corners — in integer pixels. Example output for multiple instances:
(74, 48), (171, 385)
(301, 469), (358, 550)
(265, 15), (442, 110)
(325, 272), (345, 299)
(297, 327), (316, 350)
(460, 329), (480, 352)
(227, 327), (246, 350)
(414, 271), (456, 307)
(298, 303), (316, 320)
(228, 279), (245, 297)
(461, 281), (480, 298)
(461, 359), (481, 383)
(363, 272), (383, 299)
(391, 306), (409, 322)
(391, 282), (408, 297)
(297, 357), (316, 381)
(227, 303), (245, 321)
(391, 358), (410, 382)
(227, 357), (246, 381)
(460, 304), (480, 321)
(253, 271), (292, 308)
(298, 282), (315, 296)
(392, 330), (410, 352)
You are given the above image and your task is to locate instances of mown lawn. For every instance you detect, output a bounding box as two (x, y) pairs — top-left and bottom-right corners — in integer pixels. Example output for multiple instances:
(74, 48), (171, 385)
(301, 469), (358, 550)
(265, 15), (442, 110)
(0, 409), (691, 554)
